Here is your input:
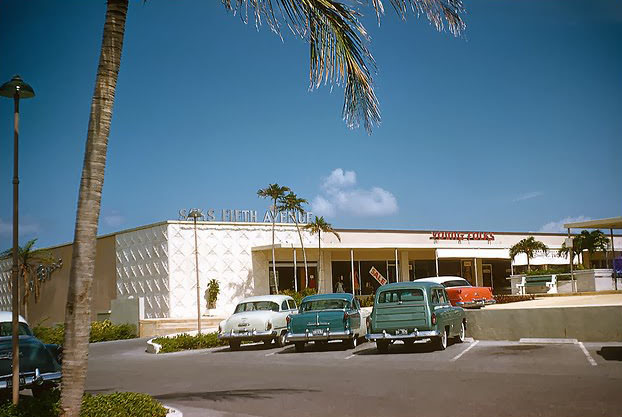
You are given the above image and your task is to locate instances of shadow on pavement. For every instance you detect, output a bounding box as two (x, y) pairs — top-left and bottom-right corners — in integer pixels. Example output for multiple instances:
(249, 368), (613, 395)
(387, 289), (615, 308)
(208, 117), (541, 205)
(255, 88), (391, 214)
(354, 341), (438, 355)
(596, 346), (622, 361)
(278, 340), (364, 354)
(153, 388), (318, 403)
(212, 343), (277, 353)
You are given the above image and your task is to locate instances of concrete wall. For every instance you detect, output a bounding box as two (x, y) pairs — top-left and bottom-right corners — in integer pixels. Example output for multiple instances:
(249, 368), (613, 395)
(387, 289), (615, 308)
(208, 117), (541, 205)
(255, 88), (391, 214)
(466, 306), (622, 342)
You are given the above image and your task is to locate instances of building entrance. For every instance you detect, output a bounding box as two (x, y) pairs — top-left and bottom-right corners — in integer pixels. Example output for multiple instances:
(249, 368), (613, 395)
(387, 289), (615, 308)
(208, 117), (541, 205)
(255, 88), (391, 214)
(269, 262), (317, 294)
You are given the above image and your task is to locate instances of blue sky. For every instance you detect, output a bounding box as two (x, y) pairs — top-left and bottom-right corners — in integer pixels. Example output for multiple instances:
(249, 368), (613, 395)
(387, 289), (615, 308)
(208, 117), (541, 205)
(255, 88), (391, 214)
(0, 0), (620, 249)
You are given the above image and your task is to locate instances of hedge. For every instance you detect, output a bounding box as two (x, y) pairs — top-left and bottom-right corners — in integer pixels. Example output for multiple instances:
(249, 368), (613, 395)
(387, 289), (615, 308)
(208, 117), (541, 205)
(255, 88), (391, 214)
(278, 288), (317, 306)
(0, 391), (167, 417)
(493, 294), (535, 304)
(152, 332), (227, 353)
(33, 320), (137, 345)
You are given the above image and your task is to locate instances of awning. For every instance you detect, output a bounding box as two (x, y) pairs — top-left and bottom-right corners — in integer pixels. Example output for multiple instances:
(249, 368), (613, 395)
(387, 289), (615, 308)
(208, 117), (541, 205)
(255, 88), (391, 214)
(436, 248), (510, 259)
(563, 217), (622, 230)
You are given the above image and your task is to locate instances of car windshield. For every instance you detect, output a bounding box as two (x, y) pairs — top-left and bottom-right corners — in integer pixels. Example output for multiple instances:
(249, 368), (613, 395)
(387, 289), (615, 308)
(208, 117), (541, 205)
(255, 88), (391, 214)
(300, 299), (349, 312)
(442, 279), (471, 288)
(234, 301), (279, 313)
(378, 289), (424, 303)
(0, 322), (32, 337)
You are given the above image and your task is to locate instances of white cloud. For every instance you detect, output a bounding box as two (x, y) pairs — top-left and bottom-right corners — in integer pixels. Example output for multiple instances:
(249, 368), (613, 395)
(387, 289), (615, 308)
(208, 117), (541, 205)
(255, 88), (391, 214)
(514, 191), (544, 202)
(312, 169), (398, 218)
(538, 216), (591, 233)
(0, 218), (40, 237)
(103, 211), (125, 228)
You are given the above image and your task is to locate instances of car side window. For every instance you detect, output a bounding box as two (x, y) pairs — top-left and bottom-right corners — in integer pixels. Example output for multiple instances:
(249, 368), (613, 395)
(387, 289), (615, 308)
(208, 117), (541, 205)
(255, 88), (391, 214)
(442, 289), (450, 304)
(281, 300), (288, 311)
(431, 289), (439, 304)
(287, 299), (297, 310)
(437, 289), (447, 304)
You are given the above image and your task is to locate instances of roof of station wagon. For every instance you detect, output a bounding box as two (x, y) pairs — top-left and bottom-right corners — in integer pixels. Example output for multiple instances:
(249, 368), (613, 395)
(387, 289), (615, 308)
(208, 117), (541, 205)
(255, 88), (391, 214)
(378, 281), (444, 291)
(302, 293), (354, 302)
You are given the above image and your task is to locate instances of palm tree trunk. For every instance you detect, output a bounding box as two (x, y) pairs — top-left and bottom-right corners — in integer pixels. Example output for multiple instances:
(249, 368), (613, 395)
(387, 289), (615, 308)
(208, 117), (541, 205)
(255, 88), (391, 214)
(293, 215), (309, 288)
(271, 199), (278, 294)
(526, 255), (530, 272)
(60, 1), (128, 416)
(317, 231), (321, 293)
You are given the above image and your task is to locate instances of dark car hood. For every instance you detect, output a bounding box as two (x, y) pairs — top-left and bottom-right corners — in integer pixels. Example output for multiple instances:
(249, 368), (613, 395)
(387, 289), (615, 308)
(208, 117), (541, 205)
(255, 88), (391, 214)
(0, 335), (61, 377)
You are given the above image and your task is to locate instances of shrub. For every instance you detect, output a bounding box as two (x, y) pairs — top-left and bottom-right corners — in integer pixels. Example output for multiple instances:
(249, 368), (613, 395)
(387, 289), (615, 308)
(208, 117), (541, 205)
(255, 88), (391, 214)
(33, 320), (137, 345)
(493, 294), (535, 304)
(153, 331), (227, 353)
(356, 295), (374, 307)
(0, 391), (166, 417)
(279, 288), (317, 306)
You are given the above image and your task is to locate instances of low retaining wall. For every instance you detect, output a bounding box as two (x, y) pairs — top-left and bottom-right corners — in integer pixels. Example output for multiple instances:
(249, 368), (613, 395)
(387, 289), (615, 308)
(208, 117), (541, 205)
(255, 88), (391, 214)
(465, 305), (622, 342)
(140, 317), (224, 338)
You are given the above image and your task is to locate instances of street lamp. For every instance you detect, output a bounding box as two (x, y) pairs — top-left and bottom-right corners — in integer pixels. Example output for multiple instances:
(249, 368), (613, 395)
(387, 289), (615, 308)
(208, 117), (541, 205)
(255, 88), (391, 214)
(0, 75), (35, 405)
(186, 208), (204, 334)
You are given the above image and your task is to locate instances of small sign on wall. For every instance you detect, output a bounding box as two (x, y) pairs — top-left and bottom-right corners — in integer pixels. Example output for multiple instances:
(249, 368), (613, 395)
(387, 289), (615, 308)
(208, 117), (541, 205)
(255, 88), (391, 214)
(369, 266), (388, 286)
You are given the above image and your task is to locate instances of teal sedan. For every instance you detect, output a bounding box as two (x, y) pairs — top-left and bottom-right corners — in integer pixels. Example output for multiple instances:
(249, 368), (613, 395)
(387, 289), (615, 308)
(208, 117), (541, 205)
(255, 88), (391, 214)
(286, 293), (367, 352)
(366, 281), (466, 353)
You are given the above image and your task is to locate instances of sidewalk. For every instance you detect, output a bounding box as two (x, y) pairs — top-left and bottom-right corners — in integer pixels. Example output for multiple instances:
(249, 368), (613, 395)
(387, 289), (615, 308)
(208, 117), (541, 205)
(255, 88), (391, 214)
(488, 294), (622, 309)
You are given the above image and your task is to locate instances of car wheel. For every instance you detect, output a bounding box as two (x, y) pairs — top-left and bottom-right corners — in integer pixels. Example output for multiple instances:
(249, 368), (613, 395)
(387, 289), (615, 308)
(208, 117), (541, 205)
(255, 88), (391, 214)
(263, 339), (272, 347)
(276, 332), (287, 348)
(376, 340), (389, 353)
(434, 328), (448, 351)
(229, 340), (241, 350)
(294, 342), (305, 352)
(454, 322), (466, 343)
(31, 386), (55, 399)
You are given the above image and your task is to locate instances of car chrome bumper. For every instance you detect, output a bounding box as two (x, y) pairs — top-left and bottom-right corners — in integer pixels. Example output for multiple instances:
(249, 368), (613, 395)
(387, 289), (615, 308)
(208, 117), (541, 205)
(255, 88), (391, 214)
(286, 329), (353, 342)
(0, 369), (61, 390)
(456, 299), (496, 308)
(366, 330), (440, 341)
(218, 330), (277, 341)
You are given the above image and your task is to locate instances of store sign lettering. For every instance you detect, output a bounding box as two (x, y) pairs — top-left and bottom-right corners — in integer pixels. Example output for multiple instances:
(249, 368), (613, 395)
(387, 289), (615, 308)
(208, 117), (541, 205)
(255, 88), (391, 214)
(369, 266), (388, 286)
(178, 208), (313, 224)
(430, 231), (495, 241)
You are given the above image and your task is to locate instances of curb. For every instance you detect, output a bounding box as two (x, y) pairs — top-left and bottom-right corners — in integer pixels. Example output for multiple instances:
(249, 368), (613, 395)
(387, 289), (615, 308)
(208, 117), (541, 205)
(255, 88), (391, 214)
(146, 327), (219, 354)
(165, 405), (183, 417)
(146, 338), (162, 354)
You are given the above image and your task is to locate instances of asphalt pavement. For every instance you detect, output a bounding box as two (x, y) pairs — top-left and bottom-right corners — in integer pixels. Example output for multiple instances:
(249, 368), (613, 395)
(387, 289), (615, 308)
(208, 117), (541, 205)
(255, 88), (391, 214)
(85, 337), (622, 417)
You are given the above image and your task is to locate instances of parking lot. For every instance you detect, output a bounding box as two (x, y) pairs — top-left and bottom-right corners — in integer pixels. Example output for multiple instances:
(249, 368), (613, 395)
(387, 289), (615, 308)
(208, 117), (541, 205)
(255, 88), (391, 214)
(86, 337), (622, 417)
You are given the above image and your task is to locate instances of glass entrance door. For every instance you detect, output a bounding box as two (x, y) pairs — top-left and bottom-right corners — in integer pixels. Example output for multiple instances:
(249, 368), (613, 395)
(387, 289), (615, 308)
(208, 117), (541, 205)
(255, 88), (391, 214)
(482, 263), (493, 288)
(461, 259), (475, 285)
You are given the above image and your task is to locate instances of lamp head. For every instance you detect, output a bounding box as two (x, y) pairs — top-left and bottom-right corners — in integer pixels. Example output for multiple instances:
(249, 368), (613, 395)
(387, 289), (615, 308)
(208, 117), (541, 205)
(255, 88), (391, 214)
(0, 75), (35, 99)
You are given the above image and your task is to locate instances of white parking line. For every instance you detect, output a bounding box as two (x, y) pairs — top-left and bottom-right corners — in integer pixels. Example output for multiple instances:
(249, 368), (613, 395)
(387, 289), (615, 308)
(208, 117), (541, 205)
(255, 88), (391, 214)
(450, 340), (479, 362)
(265, 352), (277, 357)
(344, 354), (356, 360)
(576, 342), (597, 366)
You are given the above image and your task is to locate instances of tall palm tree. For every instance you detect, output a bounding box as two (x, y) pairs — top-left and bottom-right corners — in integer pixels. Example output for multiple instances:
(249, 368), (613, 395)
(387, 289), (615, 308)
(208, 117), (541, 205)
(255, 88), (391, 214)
(304, 216), (340, 293)
(582, 230), (609, 268)
(509, 237), (548, 272)
(559, 233), (587, 266)
(278, 192), (310, 287)
(257, 183), (290, 293)
(0, 239), (61, 320)
(62, 0), (466, 414)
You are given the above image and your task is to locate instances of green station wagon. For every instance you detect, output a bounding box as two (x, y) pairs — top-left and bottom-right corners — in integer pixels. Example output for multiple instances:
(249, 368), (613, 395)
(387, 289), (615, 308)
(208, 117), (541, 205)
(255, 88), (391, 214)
(366, 281), (466, 353)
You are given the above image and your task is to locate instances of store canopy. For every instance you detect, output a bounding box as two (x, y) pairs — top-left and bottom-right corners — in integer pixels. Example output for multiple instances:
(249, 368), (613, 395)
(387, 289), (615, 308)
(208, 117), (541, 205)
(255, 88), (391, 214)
(563, 217), (622, 230)
(436, 248), (510, 259)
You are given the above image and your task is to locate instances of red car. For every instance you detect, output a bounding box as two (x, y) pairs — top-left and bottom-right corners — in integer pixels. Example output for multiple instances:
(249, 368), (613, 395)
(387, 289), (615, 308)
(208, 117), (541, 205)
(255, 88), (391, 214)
(416, 276), (495, 308)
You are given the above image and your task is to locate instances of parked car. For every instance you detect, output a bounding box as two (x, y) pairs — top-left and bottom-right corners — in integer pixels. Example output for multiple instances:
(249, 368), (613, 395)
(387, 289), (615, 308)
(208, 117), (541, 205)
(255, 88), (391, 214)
(286, 293), (366, 352)
(0, 312), (62, 396)
(218, 295), (297, 350)
(366, 281), (466, 353)
(416, 276), (495, 308)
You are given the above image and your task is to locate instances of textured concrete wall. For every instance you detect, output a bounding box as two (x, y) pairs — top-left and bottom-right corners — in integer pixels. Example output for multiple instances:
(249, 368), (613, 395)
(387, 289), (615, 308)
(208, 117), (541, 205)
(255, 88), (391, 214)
(466, 306), (622, 342)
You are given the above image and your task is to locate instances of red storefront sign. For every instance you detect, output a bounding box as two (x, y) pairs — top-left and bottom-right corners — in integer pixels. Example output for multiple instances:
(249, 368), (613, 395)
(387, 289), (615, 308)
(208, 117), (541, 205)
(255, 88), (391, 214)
(369, 266), (388, 286)
(430, 231), (495, 242)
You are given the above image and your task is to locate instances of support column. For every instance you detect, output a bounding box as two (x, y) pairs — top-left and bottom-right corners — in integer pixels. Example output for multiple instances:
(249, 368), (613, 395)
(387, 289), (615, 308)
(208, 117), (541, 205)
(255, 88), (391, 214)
(350, 249), (355, 295)
(293, 246), (297, 292)
(474, 258), (479, 287)
(611, 228), (617, 291)
(400, 251), (410, 282)
(395, 249), (399, 282)
(435, 249), (439, 277)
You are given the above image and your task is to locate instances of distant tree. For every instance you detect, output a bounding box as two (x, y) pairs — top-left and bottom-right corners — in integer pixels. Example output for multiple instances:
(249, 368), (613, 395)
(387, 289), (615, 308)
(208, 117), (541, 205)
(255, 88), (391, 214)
(0, 239), (62, 320)
(304, 217), (341, 293)
(581, 230), (609, 268)
(278, 192), (309, 287)
(509, 237), (548, 272)
(257, 184), (291, 293)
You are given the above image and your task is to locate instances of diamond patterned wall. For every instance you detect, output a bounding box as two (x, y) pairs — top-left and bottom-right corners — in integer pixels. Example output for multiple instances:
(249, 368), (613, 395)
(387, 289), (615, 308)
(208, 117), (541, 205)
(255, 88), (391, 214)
(167, 222), (313, 318)
(0, 258), (12, 311)
(116, 224), (170, 318)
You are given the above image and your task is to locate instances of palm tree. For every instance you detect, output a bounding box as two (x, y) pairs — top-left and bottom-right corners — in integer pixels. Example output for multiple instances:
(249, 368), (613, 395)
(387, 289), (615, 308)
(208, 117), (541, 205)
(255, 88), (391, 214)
(304, 216), (341, 293)
(0, 239), (61, 320)
(257, 183), (290, 293)
(278, 192), (310, 287)
(62, 0), (466, 414)
(509, 237), (548, 272)
(583, 230), (609, 268)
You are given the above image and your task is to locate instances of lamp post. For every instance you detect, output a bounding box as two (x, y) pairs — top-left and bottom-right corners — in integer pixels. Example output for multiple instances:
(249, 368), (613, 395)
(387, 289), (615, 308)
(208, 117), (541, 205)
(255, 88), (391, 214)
(0, 75), (35, 405)
(186, 208), (204, 334)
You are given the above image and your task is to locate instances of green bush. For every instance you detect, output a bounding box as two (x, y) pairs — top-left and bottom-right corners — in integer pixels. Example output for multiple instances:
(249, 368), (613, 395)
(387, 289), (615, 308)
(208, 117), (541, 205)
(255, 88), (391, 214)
(279, 288), (317, 306)
(153, 331), (227, 353)
(0, 391), (166, 417)
(33, 320), (137, 345)
(493, 294), (535, 304)
(356, 295), (374, 308)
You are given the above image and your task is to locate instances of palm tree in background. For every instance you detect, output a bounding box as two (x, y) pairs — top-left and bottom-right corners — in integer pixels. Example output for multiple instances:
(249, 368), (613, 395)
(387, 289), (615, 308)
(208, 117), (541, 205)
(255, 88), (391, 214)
(509, 237), (548, 272)
(62, 0), (466, 414)
(278, 193), (310, 287)
(304, 217), (341, 293)
(559, 233), (586, 266)
(574, 230), (609, 268)
(0, 239), (61, 320)
(257, 183), (291, 293)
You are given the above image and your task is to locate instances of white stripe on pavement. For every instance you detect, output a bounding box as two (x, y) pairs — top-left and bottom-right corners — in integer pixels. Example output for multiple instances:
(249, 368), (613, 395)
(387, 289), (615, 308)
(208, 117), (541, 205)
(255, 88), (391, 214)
(265, 351), (277, 356)
(345, 354), (356, 360)
(450, 340), (479, 362)
(577, 342), (597, 366)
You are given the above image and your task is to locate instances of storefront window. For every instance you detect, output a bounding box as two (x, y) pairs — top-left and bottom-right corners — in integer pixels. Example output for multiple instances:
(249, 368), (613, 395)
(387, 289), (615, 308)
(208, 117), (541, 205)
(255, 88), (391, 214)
(269, 262), (317, 294)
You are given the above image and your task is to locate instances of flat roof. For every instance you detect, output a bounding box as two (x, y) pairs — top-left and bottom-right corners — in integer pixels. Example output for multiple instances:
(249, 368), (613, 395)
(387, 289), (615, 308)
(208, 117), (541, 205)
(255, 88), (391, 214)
(563, 217), (622, 230)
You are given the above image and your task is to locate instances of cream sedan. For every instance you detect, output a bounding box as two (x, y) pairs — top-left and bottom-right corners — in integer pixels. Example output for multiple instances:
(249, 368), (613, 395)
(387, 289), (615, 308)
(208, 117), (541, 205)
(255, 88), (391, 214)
(218, 295), (297, 350)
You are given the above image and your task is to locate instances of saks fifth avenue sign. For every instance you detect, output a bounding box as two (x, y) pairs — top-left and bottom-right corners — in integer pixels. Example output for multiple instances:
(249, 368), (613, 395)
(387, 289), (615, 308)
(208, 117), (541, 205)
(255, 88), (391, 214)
(430, 231), (495, 242)
(178, 208), (314, 224)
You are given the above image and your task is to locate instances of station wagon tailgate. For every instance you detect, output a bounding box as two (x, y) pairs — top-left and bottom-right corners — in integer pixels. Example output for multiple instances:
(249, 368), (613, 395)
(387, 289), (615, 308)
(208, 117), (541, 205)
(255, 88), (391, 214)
(373, 288), (430, 332)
